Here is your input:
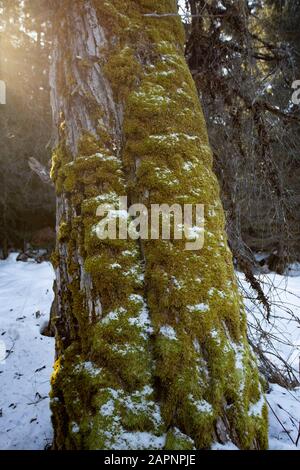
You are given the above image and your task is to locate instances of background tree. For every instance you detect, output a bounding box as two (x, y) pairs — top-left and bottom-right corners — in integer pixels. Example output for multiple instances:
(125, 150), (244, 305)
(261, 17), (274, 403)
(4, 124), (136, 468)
(48, 0), (267, 450)
(0, 0), (54, 258)
(186, 0), (300, 276)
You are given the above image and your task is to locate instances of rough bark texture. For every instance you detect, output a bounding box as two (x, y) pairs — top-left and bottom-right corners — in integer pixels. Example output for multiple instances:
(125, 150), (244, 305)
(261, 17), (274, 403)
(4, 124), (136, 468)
(49, 0), (268, 450)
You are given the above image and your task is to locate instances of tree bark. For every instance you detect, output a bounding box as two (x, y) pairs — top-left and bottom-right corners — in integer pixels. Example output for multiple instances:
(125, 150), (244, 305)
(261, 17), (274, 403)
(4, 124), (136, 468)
(49, 0), (268, 450)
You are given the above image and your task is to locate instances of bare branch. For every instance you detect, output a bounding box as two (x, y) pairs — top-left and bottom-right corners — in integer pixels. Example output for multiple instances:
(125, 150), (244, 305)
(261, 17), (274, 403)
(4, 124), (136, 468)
(28, 157), (53, 187)
(143, 12), (180, 18)
(143, 12), (204, 18)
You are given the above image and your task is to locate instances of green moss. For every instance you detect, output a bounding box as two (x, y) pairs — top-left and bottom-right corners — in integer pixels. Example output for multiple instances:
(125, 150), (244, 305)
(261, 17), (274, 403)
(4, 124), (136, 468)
(51, 143), (72, 194)
(50, 250), (60, 270)
(57, 222), (70, 243)
(77, 133), (102, 157)
(165, 428), (195, 450)
(103, 47), (143, 101)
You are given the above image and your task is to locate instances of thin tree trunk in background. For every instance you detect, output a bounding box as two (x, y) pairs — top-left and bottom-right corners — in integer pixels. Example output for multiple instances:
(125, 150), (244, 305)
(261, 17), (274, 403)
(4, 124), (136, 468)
(1, 179), (9, 259)
(1, 238), (8, 260)
(49, 0), (268, 450)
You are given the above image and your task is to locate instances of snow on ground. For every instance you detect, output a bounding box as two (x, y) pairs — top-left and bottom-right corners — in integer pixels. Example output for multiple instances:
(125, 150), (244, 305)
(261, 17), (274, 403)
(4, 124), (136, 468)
(267, 383), (300, 450)
(0, 253), (55, 450)
(238, 266), (300, 450)
(0, 253), (299, 450)
(239, 269), (300, 382)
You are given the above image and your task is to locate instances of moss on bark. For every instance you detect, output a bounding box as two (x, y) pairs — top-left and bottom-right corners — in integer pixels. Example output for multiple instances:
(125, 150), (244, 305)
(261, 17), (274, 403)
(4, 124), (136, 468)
(50, 0), (268, 450)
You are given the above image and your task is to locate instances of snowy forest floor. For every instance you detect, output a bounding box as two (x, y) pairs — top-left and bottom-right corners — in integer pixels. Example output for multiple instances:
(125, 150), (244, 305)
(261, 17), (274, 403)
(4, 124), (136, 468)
(0, 254), (299, 450)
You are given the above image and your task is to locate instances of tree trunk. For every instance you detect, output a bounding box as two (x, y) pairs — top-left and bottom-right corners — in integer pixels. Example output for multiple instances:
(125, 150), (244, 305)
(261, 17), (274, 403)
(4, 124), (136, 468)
(49, 0), (268, 450)
(1, 238), (8, 260)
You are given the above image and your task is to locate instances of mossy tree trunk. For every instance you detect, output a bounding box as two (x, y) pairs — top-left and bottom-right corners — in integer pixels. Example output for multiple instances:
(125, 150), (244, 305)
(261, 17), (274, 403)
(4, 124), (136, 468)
(49, 0), (268, 450)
